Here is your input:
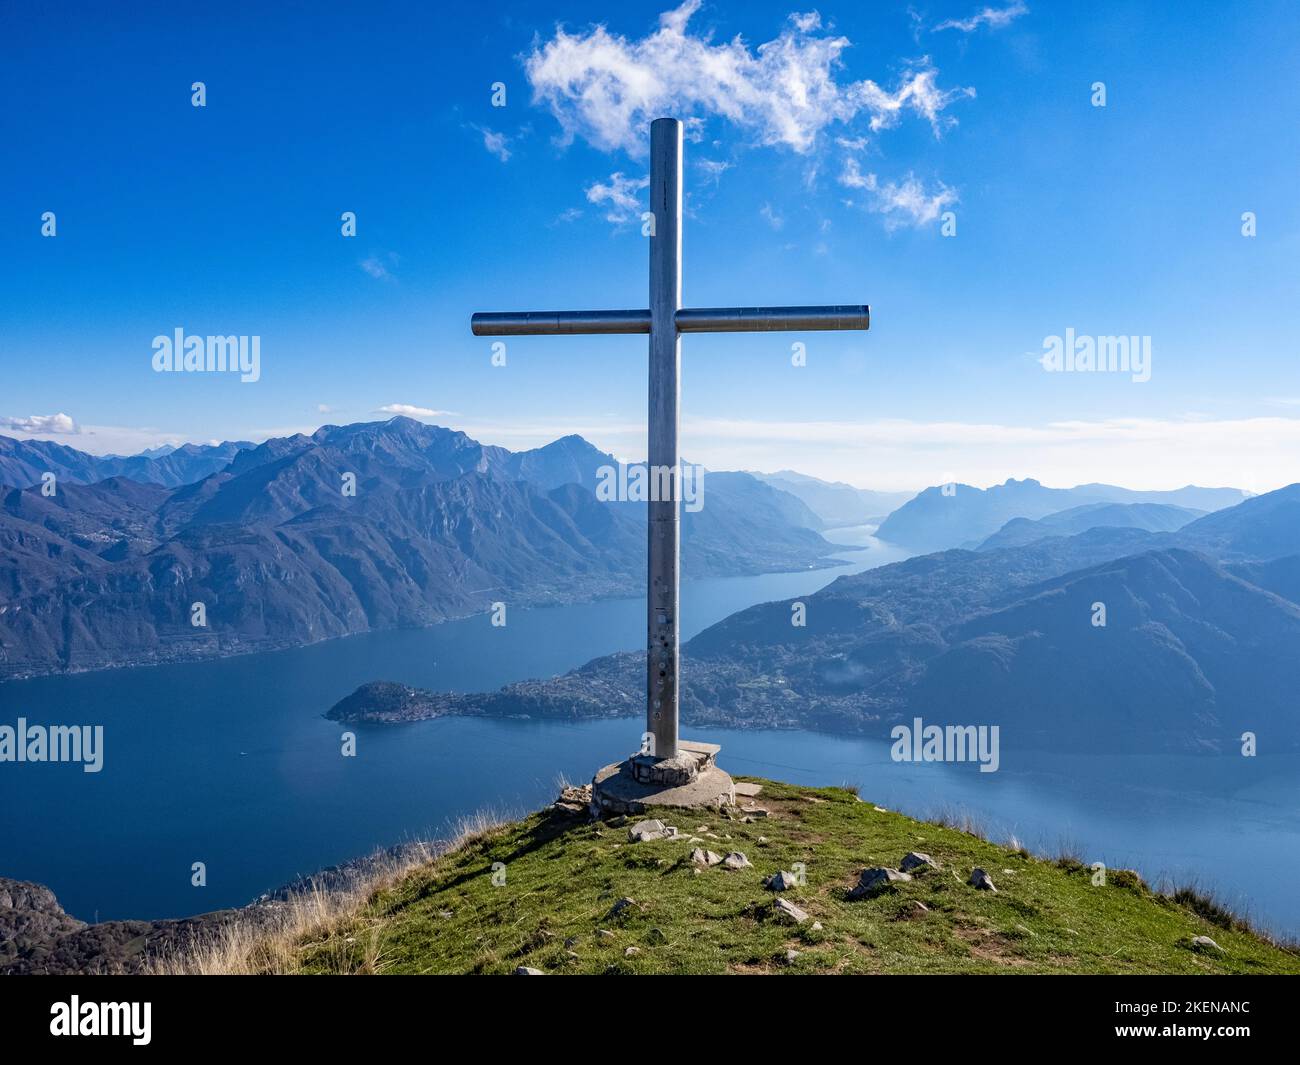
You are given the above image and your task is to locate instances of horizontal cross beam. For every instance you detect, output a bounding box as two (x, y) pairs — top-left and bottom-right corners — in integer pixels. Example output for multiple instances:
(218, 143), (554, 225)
(469, 304), (869, 337)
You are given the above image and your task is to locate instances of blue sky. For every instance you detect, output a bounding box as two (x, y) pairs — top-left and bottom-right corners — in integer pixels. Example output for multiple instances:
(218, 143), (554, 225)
(2, 0), (1298, 490)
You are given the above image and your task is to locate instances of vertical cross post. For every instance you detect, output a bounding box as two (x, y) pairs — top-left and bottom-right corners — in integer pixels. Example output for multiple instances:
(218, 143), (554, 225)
(647, 117), (682, 760)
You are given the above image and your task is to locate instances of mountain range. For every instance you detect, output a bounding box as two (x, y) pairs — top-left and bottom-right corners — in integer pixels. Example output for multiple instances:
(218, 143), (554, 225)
(876, 477), (1249, 553)
(0, 435), (254, 489)
(749, 470), (913, 528)
(0, 419), (842, 678)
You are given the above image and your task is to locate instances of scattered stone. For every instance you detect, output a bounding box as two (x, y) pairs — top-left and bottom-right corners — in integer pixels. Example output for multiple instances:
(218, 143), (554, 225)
(741, 806), (769, 818)
(597, 929), (615, 940)
(628, 819), (677, 842)
(514, 966), (545, 975)
(552, 783), (592, 817)
(564, 950), (580, 960)
(734, 781), (764, 798)
(811, 921), (823, 932)
(438, 910), (454, 919)
(873, 806), (887, 813)
(969, 868), (997, 892)
(722, 852), (752, 870)
(1015, 924), (1037, 938)
(757, 836), (769, 845)
(772, 897), (809, 925)
(690, 848), (723, 867)
(784, 949), (801, 964)
(646, 927), (668, 944)
(849, 866), (912, 899)
(563, 936), (580, 949)
(899, 852), (938, 873)
(624, 946), (640, 957)
(1191, 935), (1224, 953)
(910, 901), (930, 916)
(765, 870), (802, 892)
(607, 897), (637, 918)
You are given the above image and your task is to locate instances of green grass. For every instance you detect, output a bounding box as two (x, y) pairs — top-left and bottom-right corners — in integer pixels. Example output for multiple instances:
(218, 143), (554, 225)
(286, 779), (1300, 975)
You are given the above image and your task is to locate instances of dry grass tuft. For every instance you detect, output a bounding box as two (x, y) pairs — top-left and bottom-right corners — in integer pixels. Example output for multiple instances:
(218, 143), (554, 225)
(150, 809), (510, 975)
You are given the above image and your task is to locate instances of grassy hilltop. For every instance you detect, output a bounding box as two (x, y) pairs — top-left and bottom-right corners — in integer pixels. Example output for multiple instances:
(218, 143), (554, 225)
(175, 779), (1299, 976)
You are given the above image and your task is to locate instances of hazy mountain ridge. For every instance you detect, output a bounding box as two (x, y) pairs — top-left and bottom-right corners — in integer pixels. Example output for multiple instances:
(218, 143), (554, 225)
(976, 501), (1205, 550)
(877, 477), (1249, 552)
(751, 470), (914, 528)
(0, 419), (841, 678)
(0, 435), (254, 489)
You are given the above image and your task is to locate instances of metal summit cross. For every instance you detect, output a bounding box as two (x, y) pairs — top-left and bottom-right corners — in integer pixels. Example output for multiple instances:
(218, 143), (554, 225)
(472, 117), (869, 780)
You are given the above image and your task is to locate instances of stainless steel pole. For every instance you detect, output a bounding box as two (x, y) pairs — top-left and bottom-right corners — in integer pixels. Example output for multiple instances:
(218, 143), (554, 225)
(647, 117), (682, 760)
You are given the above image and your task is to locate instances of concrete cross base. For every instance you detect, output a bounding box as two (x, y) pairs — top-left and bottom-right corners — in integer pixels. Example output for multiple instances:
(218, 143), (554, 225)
(628, 740), (721, 786)
(592, 744), (734, 816)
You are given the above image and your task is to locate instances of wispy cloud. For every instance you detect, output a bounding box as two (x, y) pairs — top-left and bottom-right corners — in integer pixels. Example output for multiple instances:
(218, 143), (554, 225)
(524, 1), (973, 155)
(934, 2), (1029, 34)
(585, 171), (650, 223)
(1, 412), (80, 435)
(359, 252), (399, 281)
(696, 158), (732, 185)
(760, 202), (784, 229)
(376, 404), (458, 419)
(676, 414), (1300, 492)
(839, 158), (957, 228)
(472, 124), (513, 162)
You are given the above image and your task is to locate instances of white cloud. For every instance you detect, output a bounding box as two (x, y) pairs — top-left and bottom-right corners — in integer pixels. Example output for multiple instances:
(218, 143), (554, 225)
(376, 404), (458, 419)
(696, 158), (732, 184)
(676, 415), (1300, 493)
(934, 2), (1029, 33)
(760, 202), (784, 229)
(1, 412), (80, 435)
(359, 253), (399, 281)
(524, 1), (973, 155)
(839, 158), (957, 228)
(585, 171), (650, 223)
(317, 404), (336, 414)
(473, 124), (512, 162)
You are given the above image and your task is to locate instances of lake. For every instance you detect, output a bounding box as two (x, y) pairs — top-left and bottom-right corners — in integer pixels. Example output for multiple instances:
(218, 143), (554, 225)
(3, 527), (1298, 937)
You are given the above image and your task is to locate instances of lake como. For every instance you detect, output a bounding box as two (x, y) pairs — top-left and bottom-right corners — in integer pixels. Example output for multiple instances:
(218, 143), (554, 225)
(3, 528), (1298, 937)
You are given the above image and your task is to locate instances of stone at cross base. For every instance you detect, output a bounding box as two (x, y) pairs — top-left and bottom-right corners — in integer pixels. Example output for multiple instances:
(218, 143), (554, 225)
(590, 740), (734, 816)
